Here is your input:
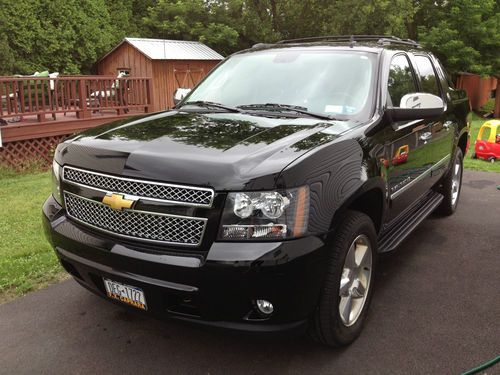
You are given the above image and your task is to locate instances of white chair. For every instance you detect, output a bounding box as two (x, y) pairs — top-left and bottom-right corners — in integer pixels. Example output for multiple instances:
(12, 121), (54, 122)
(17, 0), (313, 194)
(88, 72), (128, 113)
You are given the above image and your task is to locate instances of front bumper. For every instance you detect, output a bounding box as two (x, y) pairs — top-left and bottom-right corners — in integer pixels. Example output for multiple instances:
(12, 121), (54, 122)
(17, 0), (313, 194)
(43, 195), (329, 334)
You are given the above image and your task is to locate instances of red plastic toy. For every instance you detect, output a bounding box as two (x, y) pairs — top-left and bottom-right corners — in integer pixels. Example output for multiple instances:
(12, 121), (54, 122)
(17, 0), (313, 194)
(392, 145), (409, 166)
(474, 120), (500, 163)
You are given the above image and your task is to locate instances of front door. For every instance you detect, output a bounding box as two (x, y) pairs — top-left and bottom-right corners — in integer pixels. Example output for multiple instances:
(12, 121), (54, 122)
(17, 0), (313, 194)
(384, 54), (434, 222)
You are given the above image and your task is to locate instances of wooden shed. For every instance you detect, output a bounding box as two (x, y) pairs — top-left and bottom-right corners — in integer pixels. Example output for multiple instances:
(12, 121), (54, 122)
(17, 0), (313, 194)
(97, 38), (224, 112)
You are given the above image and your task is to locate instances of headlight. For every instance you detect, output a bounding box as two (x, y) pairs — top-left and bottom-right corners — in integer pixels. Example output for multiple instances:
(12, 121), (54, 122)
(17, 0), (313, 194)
(51, 160), (63, 205)
(218, 186), (309, 240)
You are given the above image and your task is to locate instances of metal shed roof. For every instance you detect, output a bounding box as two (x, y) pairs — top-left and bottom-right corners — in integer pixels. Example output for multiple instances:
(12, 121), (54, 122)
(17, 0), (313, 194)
(102, 38), (224, 61)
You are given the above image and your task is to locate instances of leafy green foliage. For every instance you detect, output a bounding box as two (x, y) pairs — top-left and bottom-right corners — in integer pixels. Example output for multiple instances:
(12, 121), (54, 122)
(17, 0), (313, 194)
(0, 0), (129, 74)
(419, 0), (500, 76)
(142, 0), (240, 55)
(0, 33), (14, 76)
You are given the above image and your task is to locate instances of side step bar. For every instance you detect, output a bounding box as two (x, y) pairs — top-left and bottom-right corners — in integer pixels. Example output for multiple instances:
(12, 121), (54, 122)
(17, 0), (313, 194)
(378, 191), (444, 253)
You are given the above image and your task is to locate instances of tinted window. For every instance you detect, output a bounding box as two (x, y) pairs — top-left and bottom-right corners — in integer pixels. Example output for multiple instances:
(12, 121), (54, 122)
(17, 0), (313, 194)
(414, 55), (440, 96)
(387, 55), (417, 107)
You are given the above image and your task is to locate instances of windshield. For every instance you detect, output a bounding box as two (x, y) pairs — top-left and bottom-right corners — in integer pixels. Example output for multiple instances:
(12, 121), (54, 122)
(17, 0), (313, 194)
(184, 49), (376, 121)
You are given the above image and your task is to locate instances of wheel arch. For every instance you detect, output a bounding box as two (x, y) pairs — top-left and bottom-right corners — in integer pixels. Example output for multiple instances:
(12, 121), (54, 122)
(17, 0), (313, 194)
(330, 179), (387, 235)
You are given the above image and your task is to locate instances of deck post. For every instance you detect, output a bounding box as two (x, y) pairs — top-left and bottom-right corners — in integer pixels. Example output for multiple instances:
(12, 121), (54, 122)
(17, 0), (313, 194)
(36, 80), (46, 122)
(145, 79), (152, 113)
(77, 78), (90, 119)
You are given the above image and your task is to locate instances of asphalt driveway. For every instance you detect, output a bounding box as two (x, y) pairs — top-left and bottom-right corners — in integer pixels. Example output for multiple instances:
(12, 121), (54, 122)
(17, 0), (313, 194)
(0, 170), (498, 375)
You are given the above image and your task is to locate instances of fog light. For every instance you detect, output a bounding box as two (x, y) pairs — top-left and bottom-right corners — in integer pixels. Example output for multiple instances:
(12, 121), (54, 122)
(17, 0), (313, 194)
(256, 299), (274, 315)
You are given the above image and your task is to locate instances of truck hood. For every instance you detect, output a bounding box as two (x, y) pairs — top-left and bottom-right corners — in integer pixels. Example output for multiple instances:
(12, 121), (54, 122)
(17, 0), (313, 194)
(57, 110), (352, 190)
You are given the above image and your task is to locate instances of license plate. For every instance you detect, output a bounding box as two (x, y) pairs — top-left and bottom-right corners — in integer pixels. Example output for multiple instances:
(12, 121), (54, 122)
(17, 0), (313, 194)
(103, 278), (147, 310)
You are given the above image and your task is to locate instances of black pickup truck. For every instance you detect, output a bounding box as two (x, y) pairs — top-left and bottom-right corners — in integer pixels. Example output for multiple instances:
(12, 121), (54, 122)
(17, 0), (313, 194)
(43, 36), (470, 346)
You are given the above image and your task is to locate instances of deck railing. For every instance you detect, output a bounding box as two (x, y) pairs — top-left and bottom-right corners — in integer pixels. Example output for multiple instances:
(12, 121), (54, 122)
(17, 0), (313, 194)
(0, 75), (151, 122)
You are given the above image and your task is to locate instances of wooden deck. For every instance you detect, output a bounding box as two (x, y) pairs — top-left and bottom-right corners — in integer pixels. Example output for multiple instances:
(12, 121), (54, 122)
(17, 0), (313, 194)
(1, 109), (146, 143)
(0, 75), (152, 168)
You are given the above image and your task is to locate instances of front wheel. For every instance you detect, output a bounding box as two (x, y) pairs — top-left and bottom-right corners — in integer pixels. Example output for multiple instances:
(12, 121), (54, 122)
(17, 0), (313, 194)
(309, 211), (377, 347)
(436, 148), (463, 216)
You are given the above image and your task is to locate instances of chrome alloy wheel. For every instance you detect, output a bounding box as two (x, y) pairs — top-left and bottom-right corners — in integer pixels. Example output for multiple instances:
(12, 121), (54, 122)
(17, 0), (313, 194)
(451, 158), (461, 206)
(339, 234), (373, 327)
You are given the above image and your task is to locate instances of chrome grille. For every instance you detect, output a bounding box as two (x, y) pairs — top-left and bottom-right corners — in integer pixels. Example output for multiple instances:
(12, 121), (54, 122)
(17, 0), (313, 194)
(64, 192), (207, 246)
(63, 166), (214, 207)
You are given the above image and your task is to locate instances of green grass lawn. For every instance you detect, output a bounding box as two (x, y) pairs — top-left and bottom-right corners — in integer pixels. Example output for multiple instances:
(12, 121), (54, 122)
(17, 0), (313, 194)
(463, 114), (500, 173)
(0, 168), (65, 303)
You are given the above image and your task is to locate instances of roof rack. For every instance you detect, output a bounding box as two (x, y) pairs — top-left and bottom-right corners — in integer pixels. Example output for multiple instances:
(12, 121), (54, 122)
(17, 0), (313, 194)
(275, 35), (421, 48)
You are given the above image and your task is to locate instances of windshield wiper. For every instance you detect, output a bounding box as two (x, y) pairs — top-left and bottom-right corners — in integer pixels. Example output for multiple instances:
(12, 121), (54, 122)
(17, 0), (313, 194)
(179, 101), (242, 113)
(237, 103), (335, 121)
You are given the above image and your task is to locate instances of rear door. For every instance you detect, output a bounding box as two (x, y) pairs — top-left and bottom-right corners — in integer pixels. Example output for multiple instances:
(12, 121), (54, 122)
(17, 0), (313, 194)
(384, 53), (434, 222)
(411, 54), (454, 186)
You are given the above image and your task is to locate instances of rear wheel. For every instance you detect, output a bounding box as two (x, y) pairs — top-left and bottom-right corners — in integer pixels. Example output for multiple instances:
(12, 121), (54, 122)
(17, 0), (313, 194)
(309, 210), (377, 347)
(436, 148), (463, 216)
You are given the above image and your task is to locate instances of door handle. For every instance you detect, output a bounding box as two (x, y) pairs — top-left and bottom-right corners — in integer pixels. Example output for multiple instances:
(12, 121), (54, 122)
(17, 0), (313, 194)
(420, 132), (432, 142)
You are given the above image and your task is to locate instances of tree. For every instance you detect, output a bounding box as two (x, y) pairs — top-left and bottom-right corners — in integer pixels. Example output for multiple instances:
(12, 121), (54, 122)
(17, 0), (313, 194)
(0, 0), (497, 81)
(0, 32), (14, 76)
(0, 0), (118, 74)
(419, 0), (500, 76)
(104, 0), (155, 39)
(142, 0), (240, 55)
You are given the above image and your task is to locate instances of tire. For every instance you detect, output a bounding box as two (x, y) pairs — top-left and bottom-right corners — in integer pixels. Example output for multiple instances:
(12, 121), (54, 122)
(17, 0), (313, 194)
(308, 210), (377, 347)
(471, 153), (477, 159)
(488, 157), (496, 163)
(436, 148), (463, 216)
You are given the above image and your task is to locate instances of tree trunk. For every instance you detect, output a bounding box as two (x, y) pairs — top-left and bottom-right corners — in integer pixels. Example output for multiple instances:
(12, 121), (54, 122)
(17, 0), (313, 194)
(270, 0), (279, 32)
(251, 0), (266, 22)
(405, 20), (417, 40)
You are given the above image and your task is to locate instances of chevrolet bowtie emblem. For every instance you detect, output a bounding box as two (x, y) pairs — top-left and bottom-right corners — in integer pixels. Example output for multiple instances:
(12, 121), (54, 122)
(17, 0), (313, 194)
(102, 193), (137, 211)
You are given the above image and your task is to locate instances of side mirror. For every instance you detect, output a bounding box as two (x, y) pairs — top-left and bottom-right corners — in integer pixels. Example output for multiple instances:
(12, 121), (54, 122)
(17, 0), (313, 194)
(387, 93), (445, 121)
(173, 88), (191, 106)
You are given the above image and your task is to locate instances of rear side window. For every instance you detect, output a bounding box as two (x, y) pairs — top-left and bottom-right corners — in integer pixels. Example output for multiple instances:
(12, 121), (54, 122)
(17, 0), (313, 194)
(387, 55), (417, 107)
(414, 55), (441, 96)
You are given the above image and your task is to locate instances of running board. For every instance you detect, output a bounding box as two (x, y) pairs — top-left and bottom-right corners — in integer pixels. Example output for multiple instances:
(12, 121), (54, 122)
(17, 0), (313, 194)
(378, 191), (444, 253)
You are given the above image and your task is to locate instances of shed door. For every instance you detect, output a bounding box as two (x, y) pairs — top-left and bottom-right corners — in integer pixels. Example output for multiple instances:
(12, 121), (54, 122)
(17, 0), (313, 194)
(173, 66), (205, 89)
